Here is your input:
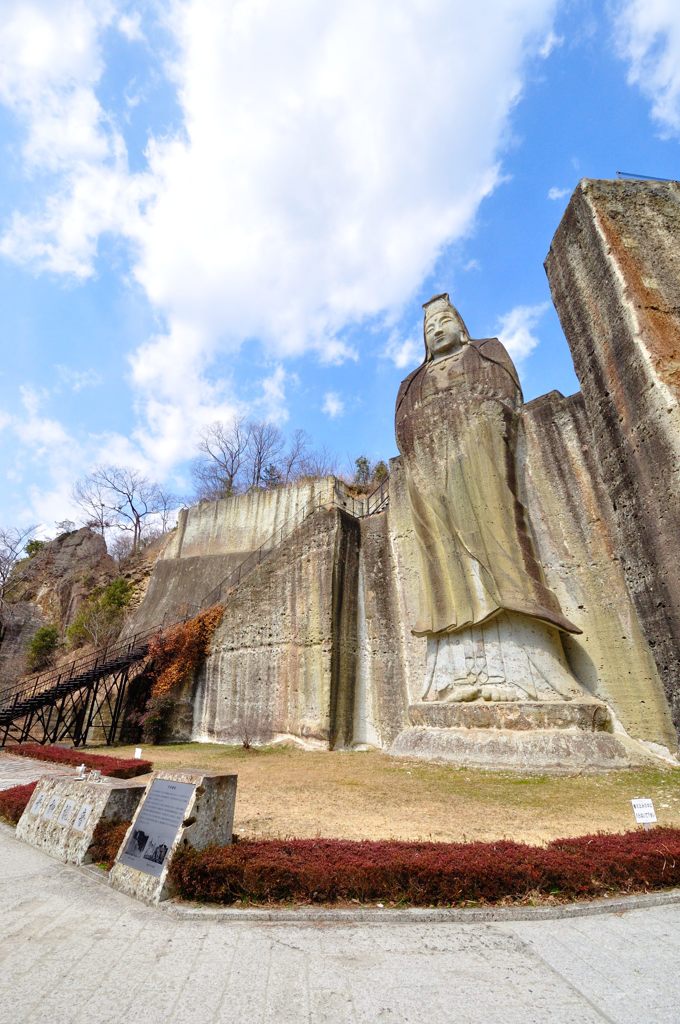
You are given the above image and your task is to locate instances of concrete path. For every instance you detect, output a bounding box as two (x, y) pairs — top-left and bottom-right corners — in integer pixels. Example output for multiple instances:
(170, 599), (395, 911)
(1, 827), (679, 1023)
(0, 753), (77, 791)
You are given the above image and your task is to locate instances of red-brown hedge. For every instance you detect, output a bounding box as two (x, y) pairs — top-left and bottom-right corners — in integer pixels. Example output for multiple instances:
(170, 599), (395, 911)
(169, 829), (680, 906)
(0, 782), (37, 825)
(4, 744), (152, 778)
(88, 819), (131, 868)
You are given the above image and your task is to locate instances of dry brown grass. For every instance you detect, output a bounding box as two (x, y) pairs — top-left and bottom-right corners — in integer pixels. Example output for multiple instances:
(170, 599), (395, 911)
(90, 742), (680, 845)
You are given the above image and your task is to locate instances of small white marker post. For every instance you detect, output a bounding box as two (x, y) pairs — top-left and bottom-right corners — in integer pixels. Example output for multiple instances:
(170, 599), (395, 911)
(134, 747), (142, 760)
(631, 797), (657, 831)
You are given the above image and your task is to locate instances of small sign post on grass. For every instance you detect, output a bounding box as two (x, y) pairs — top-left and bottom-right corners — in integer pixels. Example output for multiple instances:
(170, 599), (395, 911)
(631, 797), (657, 830)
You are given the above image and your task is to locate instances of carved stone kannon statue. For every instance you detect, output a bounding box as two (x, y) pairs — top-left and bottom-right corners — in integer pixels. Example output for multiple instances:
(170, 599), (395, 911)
(395, 293), (590, 704)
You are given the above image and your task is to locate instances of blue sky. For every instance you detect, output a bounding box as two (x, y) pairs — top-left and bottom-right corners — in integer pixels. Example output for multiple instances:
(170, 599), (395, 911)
(1, 0), (679, 533)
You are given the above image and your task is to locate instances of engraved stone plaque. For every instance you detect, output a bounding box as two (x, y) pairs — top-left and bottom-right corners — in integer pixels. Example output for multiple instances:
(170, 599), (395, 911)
(118, 779), (195, 878)
(73, 803), (93, 833)
(58, 799), (76, 827)
(43, 795), (60, 821)
(30, 792), (47, 816)
(16, 776), (146, 865)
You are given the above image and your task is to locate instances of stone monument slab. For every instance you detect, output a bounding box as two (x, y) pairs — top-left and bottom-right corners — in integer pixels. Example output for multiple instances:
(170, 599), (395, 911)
(109, 769), (237, 904)
(16, 774), (147, 864)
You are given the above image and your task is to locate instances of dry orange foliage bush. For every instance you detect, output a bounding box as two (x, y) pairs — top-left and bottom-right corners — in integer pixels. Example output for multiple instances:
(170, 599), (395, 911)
(147, 604), (224, 698)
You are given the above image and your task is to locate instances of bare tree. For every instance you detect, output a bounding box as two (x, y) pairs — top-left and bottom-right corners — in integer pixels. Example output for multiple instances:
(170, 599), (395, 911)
(191, 419), (341, 501)
(299, 445), (339, 479)
(155, 487), (179, 534)
(0, 525), (38, 614)
(73, 466), (177, 553)
(280, 428), (310, 484)
(109, 532), (134, 565)
(246, 422), (285, 490)
(73, 475), (111, 535)
(193, 418), (250, 500)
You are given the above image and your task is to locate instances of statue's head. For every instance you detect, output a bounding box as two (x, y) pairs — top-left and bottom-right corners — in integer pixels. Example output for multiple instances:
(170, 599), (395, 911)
(423, 293), (470, 361)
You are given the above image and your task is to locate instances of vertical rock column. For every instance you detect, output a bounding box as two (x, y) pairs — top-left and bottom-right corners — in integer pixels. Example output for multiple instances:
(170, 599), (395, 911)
(546, 178), (680, 740)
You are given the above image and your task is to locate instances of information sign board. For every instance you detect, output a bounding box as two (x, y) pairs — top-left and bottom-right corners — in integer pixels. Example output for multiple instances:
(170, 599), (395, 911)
(631, 798), (657, 825)
(118, 779), (195, 877)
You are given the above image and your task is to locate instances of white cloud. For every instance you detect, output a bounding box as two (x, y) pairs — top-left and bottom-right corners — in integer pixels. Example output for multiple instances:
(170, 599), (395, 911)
(56, 366), (103, 392)
(118, 11), (144, 42)
(538, 30), (564, 58)
(616, 0), (680, 135)
(463, 258), (481, 272)
(322, 392), (345, 419)
(255, 365), (291, 424)
(547, 185), (571, 200)
(0, 0), (153, 278)
(0, 0), (558, 475)
(495, 302), (549, 362)
(383, 328), (422, 370)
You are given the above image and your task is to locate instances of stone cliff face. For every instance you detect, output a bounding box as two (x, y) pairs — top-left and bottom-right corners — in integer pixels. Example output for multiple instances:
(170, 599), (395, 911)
(50, 177), (676, 763)
(191, 507), (356, 747)
(127, 478), (336, 632)
(0, 528), (116, 695)
(520, 390), (675, 752)
(546, 179), (680, 738)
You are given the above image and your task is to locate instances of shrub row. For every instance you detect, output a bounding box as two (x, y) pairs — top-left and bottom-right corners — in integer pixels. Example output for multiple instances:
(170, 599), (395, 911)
(169, 830), (680, 906)
(4, 744), (152, 778)
(88, 819), (131, 868)
(0, 782), (36, 825)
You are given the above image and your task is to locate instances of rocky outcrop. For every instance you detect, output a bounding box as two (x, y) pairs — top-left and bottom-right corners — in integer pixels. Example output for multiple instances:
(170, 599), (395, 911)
(8, 528), (114, 623)
(546, 179), (680, 738)
(0, 528), (115, 695)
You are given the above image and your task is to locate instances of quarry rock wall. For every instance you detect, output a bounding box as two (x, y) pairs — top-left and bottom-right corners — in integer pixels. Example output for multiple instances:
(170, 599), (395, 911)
(353, 511), (410, 747)
(191, 507), (357, 747)
(126, 477), (336, 632)
(546, 178), (680, 738)
(40, 177), (675, 761)
(520, 390), (676, 752)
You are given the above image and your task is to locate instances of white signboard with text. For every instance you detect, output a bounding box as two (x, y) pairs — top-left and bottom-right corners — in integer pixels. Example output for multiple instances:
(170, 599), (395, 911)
(631, 798), (657, 825)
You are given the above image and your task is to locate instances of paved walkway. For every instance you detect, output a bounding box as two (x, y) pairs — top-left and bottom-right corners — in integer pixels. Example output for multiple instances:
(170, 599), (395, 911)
(0, 753), (77, 791)
(1, 827), (679, 1023)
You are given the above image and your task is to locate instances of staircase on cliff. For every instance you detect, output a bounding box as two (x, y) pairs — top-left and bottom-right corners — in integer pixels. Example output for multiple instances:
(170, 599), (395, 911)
(0, 479), (389, 748)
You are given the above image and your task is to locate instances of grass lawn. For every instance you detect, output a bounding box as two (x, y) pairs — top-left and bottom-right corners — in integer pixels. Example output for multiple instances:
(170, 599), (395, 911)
(88, 742), (680, 844)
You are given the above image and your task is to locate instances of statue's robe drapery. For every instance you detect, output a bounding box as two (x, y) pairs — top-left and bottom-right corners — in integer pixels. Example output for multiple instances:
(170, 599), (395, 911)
(395, 338), (580, 637)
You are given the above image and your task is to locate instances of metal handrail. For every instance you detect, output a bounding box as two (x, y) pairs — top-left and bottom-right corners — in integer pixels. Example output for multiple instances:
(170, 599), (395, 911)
(0, 477), (390, 715)
(0, 625), (162, 713)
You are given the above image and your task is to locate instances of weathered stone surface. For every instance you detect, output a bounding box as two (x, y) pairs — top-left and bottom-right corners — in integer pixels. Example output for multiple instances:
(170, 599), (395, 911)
(0, 528), (116, 696)
(384, 456), (428, 705)
(546, 179), (680, 740)
(191, 508), (358, 747)
(395, 295), (577, 641)
(352, 512), (410, 748)
(16, 773), (146, 864)
(109, 769), (237, 903)
(521, 389), (677, 753)
(127, 477), (336, 632)
(9, 528), (115, 622)
(390, 727), (644, 772)
(408, 701), (611, 732)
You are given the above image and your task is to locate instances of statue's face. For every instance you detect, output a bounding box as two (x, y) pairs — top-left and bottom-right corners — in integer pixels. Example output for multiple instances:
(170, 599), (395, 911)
(424, 305), (466, 360)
